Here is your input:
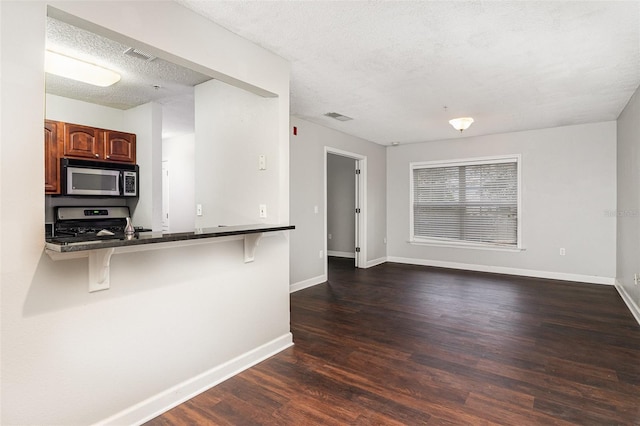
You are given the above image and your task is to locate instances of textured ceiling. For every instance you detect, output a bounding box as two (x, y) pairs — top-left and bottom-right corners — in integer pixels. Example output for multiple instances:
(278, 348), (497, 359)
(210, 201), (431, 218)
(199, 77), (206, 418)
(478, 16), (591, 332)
(177, 0), (640, 144)
(45, 17), (211, 137)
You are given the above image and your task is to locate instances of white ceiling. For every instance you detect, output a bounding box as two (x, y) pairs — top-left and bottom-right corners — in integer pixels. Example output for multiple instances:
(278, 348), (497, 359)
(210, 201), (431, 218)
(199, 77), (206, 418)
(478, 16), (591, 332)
(45, 17), (211, 137)
(177, 0), (640, 145)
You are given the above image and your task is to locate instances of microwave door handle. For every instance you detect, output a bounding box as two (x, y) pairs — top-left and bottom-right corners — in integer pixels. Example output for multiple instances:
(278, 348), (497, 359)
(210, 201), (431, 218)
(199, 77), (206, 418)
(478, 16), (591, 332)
(119, 171), (124, 196)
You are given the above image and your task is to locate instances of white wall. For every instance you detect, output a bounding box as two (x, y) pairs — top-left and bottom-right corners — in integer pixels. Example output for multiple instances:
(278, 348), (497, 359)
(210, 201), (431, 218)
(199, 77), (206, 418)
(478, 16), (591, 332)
(327, 153), (356, 256)
(195, 79), (279, 227)
(124, 102), (163, 231)
(387, 122), (617, 283)
(45, 93), (124, 129)
(616, 84), (640, 320)
(1, 2), (290, 425)
(290, 117), (387, 288)
(162, 134), (195, 232)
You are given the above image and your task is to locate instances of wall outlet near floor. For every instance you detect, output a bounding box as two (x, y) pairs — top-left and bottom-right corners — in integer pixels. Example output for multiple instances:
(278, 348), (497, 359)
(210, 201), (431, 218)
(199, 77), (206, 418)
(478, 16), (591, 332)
(328, 233), (332, 240)
(634, 273), (639, 286)
(384, 237), (387, 244)
(196, 204), (203, 216)
(319, 250), (323, 258)
(259, 204), (267, 218)
(559, 248), (566, 256)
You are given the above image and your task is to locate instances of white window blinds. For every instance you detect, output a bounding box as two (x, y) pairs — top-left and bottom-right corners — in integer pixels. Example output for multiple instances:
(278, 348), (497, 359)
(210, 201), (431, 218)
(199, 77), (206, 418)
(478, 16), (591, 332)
(411, 157), (519, 247)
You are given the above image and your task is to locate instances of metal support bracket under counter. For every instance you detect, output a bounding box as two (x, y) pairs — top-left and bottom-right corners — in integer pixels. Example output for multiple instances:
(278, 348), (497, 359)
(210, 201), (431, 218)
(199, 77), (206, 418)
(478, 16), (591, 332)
(45, 224), (294, 293)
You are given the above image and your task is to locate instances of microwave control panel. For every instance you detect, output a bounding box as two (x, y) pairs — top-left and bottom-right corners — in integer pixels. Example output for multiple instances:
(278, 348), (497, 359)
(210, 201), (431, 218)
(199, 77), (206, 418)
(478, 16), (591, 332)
(123, 171), (137, 196)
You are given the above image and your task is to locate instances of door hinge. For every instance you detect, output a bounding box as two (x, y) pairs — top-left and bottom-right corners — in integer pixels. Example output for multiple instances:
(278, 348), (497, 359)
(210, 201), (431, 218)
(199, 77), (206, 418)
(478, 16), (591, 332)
(355, 169), (361, 175)
(355, 247), (361, 252)
(355, 208), (361, 214)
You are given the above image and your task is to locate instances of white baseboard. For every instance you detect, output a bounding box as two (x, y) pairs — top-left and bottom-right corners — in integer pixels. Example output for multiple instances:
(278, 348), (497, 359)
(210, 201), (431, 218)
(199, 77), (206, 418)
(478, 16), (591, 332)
(327, 250), (355, 259)
(386, 256), (615, 286)
(365, 257), (387, 268)
(290, 274), (327, 293)
(95, 333), (294, 426)
(615, 280), (640, 326)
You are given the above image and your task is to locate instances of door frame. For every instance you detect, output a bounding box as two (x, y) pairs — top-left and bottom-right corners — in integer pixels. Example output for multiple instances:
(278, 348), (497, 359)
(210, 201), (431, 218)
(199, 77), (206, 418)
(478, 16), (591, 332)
(324, 147), (367, 274)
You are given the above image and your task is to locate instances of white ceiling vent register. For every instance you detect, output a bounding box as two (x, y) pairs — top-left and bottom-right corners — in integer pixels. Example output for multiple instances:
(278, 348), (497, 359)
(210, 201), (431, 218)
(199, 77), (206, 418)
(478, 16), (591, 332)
(324, 112), (353, 122)
(124, 47), (157, 62)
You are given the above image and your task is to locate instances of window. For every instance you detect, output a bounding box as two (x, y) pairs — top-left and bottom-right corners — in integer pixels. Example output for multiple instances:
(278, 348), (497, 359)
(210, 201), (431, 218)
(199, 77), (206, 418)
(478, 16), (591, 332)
(410, 155), (520, 249)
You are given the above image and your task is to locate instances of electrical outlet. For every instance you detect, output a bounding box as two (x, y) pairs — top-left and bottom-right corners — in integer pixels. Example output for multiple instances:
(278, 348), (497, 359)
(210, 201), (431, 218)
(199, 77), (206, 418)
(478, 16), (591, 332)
(319, 250), (323, 258)
(328, 233), (332, 240)
(258, 154), (266, 170)
(314, 205), (319, 214)
(196, 204), (203, 216)
(259, 204), (267, 218)
(634, 273), (639, 286)
(559, 248), (566, 256)
(384, 237), (387, 244)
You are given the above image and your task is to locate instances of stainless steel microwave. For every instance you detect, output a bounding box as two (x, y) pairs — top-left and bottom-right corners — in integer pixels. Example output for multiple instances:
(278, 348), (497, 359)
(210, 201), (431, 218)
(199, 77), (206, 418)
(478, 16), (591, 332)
(60, 158), (139, 197)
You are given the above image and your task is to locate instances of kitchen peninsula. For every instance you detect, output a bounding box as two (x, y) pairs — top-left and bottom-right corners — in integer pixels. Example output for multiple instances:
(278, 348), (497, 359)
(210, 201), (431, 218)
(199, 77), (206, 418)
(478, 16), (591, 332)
(46, 224), (295, 253)
(46, 223), (294, 293)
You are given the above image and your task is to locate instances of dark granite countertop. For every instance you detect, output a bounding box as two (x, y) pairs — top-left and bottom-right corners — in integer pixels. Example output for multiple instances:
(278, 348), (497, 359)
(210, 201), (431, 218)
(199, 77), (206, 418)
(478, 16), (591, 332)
(45, 224), (295, 253)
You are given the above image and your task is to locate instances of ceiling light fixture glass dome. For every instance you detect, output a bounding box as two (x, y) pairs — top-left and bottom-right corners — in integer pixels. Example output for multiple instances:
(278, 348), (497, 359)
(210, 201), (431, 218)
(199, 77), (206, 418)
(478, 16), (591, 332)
(449, 117), (474, 132)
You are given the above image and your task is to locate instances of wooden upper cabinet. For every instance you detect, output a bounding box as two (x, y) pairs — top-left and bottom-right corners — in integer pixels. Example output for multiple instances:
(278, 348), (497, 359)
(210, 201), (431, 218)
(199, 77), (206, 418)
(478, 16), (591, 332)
(44, 120), (60, 194)
(104, 131), (136, 163)
(60, 123), (137, 164)
(63, 123), (104, 160)
(45, 120), (137, 194)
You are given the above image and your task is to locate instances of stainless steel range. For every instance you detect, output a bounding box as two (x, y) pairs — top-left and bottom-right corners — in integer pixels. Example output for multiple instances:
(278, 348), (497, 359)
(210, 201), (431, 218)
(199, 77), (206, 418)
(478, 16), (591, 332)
(50, 206), (139, 243)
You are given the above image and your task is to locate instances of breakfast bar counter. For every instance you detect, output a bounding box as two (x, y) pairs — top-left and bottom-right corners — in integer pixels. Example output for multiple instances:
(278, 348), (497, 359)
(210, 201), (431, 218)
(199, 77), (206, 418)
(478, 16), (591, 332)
(45, 223), (295, 253)
(45, 224), (295, 292)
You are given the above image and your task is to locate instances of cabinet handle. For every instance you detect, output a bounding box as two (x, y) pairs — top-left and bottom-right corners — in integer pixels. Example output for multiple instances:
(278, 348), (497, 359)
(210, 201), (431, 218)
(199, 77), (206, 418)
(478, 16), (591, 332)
(106, 155), (110, 159)
(95, 154), (99, 157)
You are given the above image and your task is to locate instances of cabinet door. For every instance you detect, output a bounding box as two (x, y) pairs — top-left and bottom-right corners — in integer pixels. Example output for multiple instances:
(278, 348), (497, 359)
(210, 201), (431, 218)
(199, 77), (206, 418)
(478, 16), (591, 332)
(63, 123), (103, 160)
(44, 120), (60, 194)
(104, 131), (136, 163)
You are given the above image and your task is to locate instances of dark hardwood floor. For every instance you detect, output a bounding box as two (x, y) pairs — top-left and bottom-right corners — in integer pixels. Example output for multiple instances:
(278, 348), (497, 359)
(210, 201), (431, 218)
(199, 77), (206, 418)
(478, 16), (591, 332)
(147, 258), (640, 425)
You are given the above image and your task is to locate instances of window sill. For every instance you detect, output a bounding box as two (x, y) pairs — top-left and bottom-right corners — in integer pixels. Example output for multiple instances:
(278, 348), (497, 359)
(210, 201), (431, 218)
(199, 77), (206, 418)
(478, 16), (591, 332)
(408, 240), (525, 253)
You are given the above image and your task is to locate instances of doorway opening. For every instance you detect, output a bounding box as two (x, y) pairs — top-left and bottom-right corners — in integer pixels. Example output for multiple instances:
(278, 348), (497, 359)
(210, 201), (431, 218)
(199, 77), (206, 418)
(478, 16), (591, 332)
(327, 153), (356, 267)
(325, 147), (367, 279)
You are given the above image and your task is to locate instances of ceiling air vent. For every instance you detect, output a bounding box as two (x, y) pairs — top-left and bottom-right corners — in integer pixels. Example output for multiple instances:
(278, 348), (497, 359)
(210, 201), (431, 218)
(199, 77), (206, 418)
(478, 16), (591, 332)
(124, 47), (157, 62)
(324, 112), (353, 122)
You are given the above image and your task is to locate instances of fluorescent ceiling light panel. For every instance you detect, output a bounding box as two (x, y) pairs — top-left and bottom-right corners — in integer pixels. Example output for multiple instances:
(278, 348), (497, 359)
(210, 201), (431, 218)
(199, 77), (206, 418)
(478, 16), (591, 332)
(45, 50), (121, 87)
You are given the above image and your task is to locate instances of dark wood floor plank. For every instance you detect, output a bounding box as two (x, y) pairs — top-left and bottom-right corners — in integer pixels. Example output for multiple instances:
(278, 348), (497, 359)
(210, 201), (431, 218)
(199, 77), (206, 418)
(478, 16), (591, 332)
(146, 258), (640, 425)
(464, 391), (577, 426)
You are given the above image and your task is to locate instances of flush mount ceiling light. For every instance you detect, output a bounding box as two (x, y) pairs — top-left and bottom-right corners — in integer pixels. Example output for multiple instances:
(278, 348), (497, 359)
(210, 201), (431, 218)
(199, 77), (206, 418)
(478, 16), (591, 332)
(45, 50), (121, 87)
(449, 117), (474, 132)
(324, 112), (353, 122)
